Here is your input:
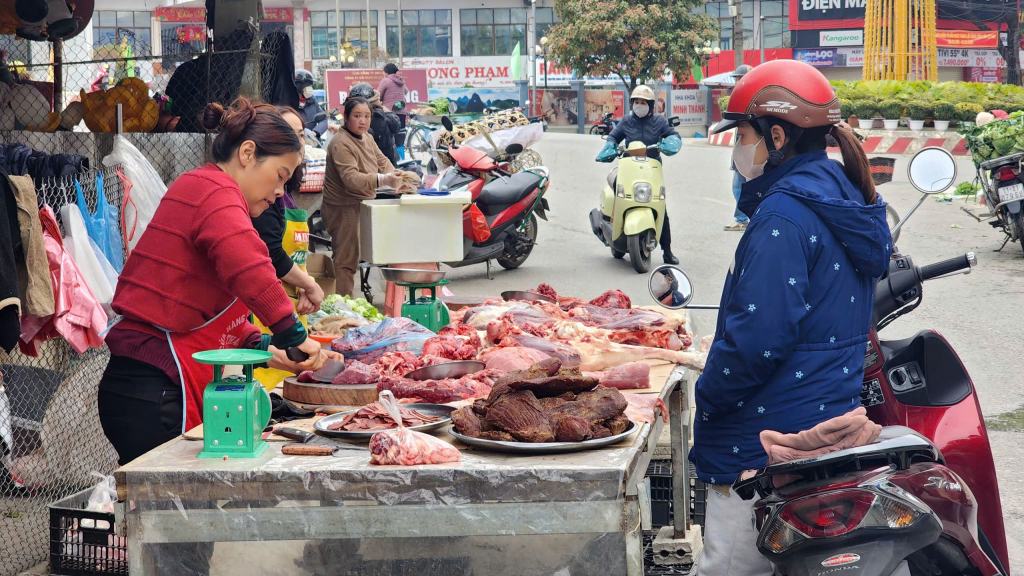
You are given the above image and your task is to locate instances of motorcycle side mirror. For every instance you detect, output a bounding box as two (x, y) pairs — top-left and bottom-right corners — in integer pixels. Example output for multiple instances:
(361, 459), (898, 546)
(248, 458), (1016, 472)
(442, 116), (455, 131)
(313, 112), (328, 123)
(505, 143), (524, 155)
(908, 147), (957, 195)
(669, 116), (681, 127)
(648, 265), (694, 310)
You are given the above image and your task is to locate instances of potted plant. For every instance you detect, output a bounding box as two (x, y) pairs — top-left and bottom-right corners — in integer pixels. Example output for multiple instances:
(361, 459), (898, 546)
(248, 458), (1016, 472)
(879, 99), (904, 130)
(933, 101), (956, 131)
(906, 100), (931, 131)
(841, 99), (858, 127)
(854, 101), (878, 129)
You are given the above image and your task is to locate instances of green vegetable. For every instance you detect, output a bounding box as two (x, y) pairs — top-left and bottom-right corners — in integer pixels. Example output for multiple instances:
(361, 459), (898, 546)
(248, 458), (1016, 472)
(320, 294), (384, 321)
(954, 181), (979, 196)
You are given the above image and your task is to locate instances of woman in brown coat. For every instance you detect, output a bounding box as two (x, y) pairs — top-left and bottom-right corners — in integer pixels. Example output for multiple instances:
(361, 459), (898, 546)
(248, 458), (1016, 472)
(321, 97), (408, 295)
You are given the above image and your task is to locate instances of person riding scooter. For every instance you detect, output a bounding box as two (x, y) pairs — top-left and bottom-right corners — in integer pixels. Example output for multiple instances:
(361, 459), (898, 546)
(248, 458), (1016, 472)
(596, 85), (682, 264)
(691, 60), (892, 576)
(295, 69), (328, 138)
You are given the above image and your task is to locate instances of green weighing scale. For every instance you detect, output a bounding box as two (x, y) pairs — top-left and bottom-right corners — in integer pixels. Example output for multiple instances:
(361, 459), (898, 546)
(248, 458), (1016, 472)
(397, 279), (450, 332)
(192, 349), (274, 459)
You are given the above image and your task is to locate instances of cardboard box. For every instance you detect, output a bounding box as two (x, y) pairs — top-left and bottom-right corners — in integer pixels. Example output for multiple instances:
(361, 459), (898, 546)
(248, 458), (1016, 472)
(306, 253), (336, 295)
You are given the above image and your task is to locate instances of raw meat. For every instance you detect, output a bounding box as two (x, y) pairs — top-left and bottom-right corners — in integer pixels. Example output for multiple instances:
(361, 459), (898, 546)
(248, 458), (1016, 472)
(570, 339), (706, 372)
(421, 322), (483, 361)
(584, 362), (651, 390)
(331, 402), (440, 431)
(480, 346), (551, 372)
(589, 289), (631, 309)
(622, 393), (669, 424)
(535, 283), (559, 301)
(377, 370), (496, 403)
(374, 352), (429, 378)
(331, 360), (378, 385)
(368, 391), (461, 466)
(483, 390), (555, 443)
(296, 370), (317, 383)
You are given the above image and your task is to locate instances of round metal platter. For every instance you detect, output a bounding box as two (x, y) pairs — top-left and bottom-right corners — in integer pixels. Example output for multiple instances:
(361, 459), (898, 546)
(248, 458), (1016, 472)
(448, 422), (638, 454)
(314, 403), (455, 440)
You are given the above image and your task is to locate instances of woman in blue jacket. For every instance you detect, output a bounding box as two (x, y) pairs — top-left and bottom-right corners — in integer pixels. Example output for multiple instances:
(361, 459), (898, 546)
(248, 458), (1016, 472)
(693, 60), (893, 576)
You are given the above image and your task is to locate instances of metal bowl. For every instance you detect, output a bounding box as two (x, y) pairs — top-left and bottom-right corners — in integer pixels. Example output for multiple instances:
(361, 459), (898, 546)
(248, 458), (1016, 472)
(405, 360), (486, 381)
(501, 290), (556, 304)
(381, 267), (447, 284)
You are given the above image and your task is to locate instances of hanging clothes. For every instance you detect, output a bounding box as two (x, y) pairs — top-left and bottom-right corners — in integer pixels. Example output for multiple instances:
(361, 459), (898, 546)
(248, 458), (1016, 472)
(0, 173), (20, 352)
(19, 206), (107, 355)
(7, 175), (54, 317)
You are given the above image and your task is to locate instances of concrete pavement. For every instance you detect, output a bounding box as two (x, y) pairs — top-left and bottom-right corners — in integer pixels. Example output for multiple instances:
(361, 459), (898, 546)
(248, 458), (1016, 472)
(428, 132), (1024, 571)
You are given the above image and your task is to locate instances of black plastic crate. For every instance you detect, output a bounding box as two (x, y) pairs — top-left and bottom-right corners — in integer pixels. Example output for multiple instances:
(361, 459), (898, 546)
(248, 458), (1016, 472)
(646, 460), (707, 530)
(49, 487), (128, 576)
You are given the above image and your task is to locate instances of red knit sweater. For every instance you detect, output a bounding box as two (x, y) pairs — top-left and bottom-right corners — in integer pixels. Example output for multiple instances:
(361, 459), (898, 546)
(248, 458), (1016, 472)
(108, 165), (294, 372)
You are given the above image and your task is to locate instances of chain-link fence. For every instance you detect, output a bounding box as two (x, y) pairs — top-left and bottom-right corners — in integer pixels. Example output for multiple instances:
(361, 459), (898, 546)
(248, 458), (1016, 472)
(1, 23), (297, 576)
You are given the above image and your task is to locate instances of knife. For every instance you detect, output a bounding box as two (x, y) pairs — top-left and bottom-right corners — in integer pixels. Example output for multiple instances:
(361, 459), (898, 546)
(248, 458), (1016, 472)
(274, 426), (315, 443)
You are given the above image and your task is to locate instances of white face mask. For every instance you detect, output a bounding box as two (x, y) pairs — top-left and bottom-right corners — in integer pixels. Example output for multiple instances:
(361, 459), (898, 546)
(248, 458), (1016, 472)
(302, 86), (314, 99)
(732, 137), (767, 181)
(633, 102), (650, 118)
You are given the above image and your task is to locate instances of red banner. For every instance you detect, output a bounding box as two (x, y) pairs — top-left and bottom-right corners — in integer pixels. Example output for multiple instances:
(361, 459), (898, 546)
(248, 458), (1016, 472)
(176, 26), (206, 43)
(936, 30), (998, 48)
(262, 8), (293, 23)
(323, 69), (429, 112)
(155, 7), (205, 23)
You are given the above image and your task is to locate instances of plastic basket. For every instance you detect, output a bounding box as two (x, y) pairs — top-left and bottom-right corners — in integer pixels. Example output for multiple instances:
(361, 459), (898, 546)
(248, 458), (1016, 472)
(646, 460), (707, 531)
(49, 488), (128, 576)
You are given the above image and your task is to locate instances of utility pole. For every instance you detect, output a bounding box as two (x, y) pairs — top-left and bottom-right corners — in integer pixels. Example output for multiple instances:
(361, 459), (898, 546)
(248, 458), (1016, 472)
(1002, 0), (1021, 85)
(367, 0), (373, 68)
(334, 0), (340, 64)
(730, 0), (744, 69)
(528, 0), (537, 115)
(759, 16), (765, 64)
(398, 0), (404, 67)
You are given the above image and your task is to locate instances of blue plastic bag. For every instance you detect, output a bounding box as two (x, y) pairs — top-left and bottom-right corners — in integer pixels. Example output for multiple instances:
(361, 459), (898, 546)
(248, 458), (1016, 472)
(75, 171), (124, 272)
(331, 317), (435, 363)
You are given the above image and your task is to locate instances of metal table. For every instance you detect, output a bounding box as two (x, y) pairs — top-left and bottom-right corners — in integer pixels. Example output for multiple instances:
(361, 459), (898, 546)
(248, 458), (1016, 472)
(115, 367), (693, 576)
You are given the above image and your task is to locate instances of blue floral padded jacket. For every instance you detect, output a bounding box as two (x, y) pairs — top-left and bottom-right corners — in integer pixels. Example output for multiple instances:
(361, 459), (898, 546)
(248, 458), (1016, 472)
(690, 151), (893, 486)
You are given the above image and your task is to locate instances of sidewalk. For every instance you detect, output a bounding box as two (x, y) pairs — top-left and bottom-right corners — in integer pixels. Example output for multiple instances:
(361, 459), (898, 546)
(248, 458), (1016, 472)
(705, 127), (970, 156)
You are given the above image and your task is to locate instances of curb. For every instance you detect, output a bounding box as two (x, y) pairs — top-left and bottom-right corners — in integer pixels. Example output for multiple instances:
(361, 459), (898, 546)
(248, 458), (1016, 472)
(706, 128), (970, 156)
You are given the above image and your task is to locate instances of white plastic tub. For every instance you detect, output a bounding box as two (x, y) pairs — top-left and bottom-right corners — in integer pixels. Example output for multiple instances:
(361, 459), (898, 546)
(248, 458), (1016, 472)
(359, 191), (470, 264)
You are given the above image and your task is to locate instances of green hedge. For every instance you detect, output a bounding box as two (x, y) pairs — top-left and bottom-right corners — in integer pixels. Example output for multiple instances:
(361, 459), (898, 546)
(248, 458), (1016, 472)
(833, 81), (1024, 125)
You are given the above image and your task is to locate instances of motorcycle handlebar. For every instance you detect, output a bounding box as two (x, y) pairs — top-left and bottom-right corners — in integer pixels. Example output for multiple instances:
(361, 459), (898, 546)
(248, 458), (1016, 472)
(918, 252), (976, 281)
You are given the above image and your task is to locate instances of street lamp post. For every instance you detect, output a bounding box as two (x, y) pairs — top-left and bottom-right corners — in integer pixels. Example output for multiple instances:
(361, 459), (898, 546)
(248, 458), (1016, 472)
(538, 36), (549, 92)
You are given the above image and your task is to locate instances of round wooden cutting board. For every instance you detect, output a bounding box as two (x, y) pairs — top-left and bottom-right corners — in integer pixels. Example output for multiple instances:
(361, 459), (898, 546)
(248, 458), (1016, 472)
(282, 377), (379, 406)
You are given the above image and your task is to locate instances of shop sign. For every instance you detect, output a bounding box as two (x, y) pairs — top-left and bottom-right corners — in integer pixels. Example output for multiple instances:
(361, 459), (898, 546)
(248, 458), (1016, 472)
(155, 7), (205, 22)
(834, 47), (864, 66)
(323, 68), (429, 111)
(797, 0), (867, 23)
(937, 48), (1005, 68)
(794, 48), (836, 66)
(820, 30), (863, 46)
(936, 30), (998, 49)
(670, 89), (707, 125)
(966, 67), (1004, 83)
(402, 56), (516, 88)
(262, 8), (294, 23)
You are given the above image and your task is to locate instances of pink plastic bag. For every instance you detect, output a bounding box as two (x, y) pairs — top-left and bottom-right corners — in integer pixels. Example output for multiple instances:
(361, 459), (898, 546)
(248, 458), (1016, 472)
(368, 391), (461, 466)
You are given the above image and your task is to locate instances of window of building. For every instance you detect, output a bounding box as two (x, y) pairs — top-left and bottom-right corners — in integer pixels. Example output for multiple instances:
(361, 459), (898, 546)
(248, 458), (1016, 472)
(93, 11), (152, 56)
(385, 10), (452, 57)
(310, 10), (379, 60)
(699, 0), (787, 51)
(461, 8), (557, 56)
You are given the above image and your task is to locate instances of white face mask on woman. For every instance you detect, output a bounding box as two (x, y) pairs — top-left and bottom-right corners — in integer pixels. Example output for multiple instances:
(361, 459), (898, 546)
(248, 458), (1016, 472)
(633, 102), (650, 118)
(732, 137), (767, 180)
(302, 86), (314, 99)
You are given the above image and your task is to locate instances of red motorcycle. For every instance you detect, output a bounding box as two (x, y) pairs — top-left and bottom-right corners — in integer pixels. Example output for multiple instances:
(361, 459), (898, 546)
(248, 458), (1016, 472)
(732, 148), (1010, 576)
(433, 137), (550, 273)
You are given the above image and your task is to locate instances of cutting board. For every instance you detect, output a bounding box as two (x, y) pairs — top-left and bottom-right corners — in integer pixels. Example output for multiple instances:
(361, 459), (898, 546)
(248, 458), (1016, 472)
(283, 376), (379, 406)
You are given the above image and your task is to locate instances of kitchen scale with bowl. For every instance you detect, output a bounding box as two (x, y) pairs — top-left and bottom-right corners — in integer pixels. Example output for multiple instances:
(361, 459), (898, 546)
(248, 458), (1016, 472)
(381, 267), (451, 332)
(192, 349), (273, 459)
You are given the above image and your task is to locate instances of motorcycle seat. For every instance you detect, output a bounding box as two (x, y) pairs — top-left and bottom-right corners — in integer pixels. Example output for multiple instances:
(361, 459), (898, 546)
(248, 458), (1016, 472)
(477, 171), (543, 216)
(764, 426), (940, 478)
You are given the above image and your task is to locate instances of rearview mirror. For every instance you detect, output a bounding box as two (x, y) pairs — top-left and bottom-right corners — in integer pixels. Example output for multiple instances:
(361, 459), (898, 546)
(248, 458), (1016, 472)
(908, 147), (957, 195)
(649, 265), (694, 309)
(669, 116), (681, 127)
(442, 116), (455, 131)
(505, 143), (524, 155)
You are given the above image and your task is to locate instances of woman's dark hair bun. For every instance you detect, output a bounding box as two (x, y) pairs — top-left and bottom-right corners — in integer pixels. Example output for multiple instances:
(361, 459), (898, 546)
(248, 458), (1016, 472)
(202, 98), (259, 135)
(201, 102), (226, 132)
(205, 97), (301, 163)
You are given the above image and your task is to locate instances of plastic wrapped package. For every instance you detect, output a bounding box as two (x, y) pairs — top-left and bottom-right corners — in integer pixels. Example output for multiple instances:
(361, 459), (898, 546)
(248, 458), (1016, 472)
(102, 135), (168, 252)
(368, 391), (461, 465)
(331, 317), (435, 363)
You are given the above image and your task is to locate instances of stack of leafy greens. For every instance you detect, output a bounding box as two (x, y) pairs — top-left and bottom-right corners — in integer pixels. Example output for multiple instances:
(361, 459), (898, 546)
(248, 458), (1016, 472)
(960, 111), (1024, 165)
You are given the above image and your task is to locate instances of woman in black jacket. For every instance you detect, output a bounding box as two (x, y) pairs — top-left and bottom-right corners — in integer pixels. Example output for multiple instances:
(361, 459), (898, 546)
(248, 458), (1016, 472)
(350, 82), (402, 165)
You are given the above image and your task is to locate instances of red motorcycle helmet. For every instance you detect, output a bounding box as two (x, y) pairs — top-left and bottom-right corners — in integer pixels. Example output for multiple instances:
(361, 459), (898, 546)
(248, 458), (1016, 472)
(712, 60), (841, 134)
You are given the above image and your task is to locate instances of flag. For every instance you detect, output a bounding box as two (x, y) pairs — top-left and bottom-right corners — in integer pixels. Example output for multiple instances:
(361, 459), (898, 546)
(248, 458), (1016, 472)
(510, 41), (522, 81)
(691, 63), (704, 84)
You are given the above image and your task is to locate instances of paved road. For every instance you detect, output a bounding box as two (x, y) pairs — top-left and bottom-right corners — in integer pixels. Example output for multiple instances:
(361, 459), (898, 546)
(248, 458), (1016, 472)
(435, 132), (1024, 571)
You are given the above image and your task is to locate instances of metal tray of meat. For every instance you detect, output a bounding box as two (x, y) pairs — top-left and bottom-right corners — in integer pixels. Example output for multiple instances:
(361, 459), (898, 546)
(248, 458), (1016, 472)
(448, 422), (637, 454)
(314, 403), (455, 440)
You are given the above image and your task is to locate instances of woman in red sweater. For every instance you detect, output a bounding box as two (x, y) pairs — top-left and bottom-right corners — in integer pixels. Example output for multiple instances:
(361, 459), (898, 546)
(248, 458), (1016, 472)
(98, 98), (326, 464)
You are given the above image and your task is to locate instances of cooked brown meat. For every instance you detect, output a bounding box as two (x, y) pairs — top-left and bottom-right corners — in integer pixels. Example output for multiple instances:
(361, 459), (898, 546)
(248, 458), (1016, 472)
(573, 387), (629, 421)
(479, 430), (517, 441)
(472, 398), (490, 416)
(451, 406), (483, 437)
(550, 413), (592, 442)
(506, 374), (599, 398)
(483, 390), (555, 443)
(590, 424), (612, 439)
(538, 396), (574, 411)
(604, 414), (630, 436)
(494, 357), (562, 386)
(486, 381), (512, 403)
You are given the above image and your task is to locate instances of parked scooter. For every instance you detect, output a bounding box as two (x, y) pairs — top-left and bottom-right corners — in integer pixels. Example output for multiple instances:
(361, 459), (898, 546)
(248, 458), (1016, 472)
(590, 117), (681, 274)
(648, 147), (1009, 576)
(434, 117), (550, 273)
(590, 112), (617, 136)
(977, 151), (1024, 255)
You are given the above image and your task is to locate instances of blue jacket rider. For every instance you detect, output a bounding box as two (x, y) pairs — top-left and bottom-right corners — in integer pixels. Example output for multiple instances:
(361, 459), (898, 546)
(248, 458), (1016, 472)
(596, 85), (683, 265)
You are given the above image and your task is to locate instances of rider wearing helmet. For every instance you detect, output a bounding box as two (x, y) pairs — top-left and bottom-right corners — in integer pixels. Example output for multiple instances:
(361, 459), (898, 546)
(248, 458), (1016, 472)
(596, 85), (684, 265)
(349, 82), (402, 164)
(295, 70), (328, 137)
(692, 60), (892, 575)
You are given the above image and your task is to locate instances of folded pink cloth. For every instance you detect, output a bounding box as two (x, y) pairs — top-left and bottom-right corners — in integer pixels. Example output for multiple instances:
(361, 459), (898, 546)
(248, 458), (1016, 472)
(760, 407), (882, 464)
